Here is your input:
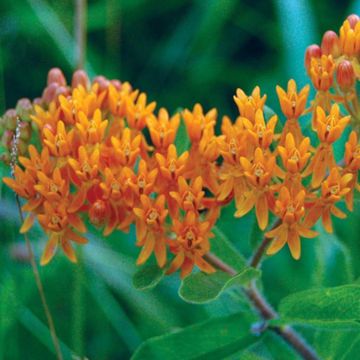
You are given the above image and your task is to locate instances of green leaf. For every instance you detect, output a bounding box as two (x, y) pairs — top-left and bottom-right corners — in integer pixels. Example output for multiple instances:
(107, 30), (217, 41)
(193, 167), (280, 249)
(174, 113), (190, 155)
(211, 226), (247, 272)
(278, 284), (360, 326)
(132, 263), (165, 291)
(131, 312), (258, 360)
(179, 268), (260, 304)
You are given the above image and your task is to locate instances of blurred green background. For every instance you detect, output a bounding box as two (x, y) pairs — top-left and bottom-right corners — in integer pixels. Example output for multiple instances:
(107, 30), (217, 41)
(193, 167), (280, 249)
(1, 0), (360, 359)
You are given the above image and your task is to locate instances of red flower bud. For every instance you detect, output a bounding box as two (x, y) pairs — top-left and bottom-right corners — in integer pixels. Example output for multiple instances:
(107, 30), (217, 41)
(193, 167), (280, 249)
(305, 44), (321, 73)
(336, 60), (355, 91)
(110, 79), (122, 91)
(47, 68), (66, 86)
(42, 83), (59, 104)
(93, 76), (110, 92)
(321, 31), (340, 57)
(347, 14), (360, 29)
(72, 70), (89, 89)
(55, 86), (69, 98)
(89, 200), (107, 226)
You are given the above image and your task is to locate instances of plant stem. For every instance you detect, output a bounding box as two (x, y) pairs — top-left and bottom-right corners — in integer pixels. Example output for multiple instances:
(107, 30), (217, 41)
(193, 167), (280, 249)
(204, 252), (320, 360)
(15, 195), (63, 360)
(249, 218), (282, 268)
(75, 0), (87, 70)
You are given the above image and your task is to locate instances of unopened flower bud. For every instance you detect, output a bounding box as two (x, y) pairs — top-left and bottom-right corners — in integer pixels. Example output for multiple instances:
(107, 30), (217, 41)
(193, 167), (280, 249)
(347, 14), (360, 29)
(42, 83), (59, 104)
(321, 31), (340, 57)
(110, 79), (122, 91)
(305, 44), (321, 73)
(47, 67), (66, 86)
(3, 109), (18, 131)
(55, 86), (69, 98)
(336, 60), (355, 91)
(33, 97), (43, 106)
(16, 98), (33, 122)
(2, 129), (14, 148)
(19, 121), (32, 141)
(93, 76), (110, 92)
(72, 70), (89, 89)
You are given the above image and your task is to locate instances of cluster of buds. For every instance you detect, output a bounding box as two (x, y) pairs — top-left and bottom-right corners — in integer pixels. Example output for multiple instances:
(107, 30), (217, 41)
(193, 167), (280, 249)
(305, 14), (360, 118)
(0, 99), (33, 164)
(2, 15), (360, 277)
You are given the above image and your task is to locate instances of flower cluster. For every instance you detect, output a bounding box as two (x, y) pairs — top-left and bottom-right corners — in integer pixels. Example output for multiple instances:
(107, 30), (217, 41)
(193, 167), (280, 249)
(2, 15), (360, 277)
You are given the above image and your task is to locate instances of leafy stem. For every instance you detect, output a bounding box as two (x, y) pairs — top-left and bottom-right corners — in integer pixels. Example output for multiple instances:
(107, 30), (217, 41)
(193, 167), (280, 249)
(204, 252), (320, 360)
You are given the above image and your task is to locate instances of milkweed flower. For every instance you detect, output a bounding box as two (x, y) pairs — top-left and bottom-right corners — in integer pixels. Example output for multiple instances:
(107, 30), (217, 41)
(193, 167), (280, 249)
(233, 86), (267, 122)
(276, 79), (310, 144)
(305, 168), (353, 233)
(266, 187), (317, 259)
(133, 194), (168, 267)
(167, 211), (215, 278)
(304, 104), (350, 188)
(238, 147), (277, 230)
(3, 14), (360, 273)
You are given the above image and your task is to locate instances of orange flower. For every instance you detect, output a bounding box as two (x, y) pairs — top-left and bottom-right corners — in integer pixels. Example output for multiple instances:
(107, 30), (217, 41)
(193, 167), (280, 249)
(266, 187), (317, 259)
(305, 168), (353, 233)
(107, 82), (136, 117)
(182, 104), (217, 143)
(129, 159), (158, 197)
(3, 166), (37, 200)
(133, 195), (168, 267)
(58, 84), (106, 125)
(155, 144), (188, 182)
(43, 120), (74, 158)
(110, 128), (141, 167)
(34, 167), (68, 202)
(305, 104), (350, 188)
(169, 176), (204, 212)
(18, 145), (53, 178)
(276, 79), (310, 119)
(233, 86), (267, 122)
(278, 134), (311, 174)
(125, 92), (156, 131)
(242, 109), (277, 149)
(76, 109), (108, 144)
(339, 19), (360, 57)
(314, 104), (350, 143)
(309, 54), (335, 91)
(147, 108), (180, 151)
(238, 147), (277, 229)
(68, 145), (100, 184)
(38, 200), (87, 265)
(31, 102), (60, 131)
(167, 211), (215, 278)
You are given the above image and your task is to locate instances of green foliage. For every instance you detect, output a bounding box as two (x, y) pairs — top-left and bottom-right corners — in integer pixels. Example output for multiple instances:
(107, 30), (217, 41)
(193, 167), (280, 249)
(131, 312), (258, 360)
(179, 268), (260, 304)
(0, 0), (359, 359)
(133, 263), (165, 291)
(278, 284), (360, 326)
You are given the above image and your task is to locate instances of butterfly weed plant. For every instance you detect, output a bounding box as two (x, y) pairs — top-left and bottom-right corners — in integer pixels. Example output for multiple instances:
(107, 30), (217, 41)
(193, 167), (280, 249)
(2, 14), (360, 360)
